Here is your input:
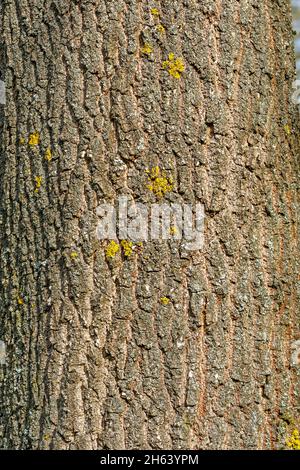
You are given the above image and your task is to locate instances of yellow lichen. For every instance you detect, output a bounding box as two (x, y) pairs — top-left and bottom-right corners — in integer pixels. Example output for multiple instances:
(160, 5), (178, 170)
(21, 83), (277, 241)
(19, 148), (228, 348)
(286, 429), (300, 450)
(284, 124), (291, 135)
(150, 7), (160, 16)
(34, 176), (42, 192)
(141, 43), (153, 56)
(28, 131), (40, 146)
(146, 166), (173, 198)
(170, 225), (178, 235)
(156, 24), (165, 34)
(106, 240), (120, 258)
(160, 297), (170, 305)
(162, 53), (185, 79)
(17, 297), (24, 305)
(70, 251), (78, 259)
(121, 240), (133, 257)
(19, 136), (25, 145)
(45, 148), (52, 161)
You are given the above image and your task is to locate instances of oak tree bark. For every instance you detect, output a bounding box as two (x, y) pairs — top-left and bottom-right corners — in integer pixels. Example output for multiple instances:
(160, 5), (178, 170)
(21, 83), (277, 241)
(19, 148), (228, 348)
(0, 0), (300, 450)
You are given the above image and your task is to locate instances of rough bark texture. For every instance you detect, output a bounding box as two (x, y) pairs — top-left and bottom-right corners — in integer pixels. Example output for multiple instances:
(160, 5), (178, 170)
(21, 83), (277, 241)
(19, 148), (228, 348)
(0, 0), (300, 450)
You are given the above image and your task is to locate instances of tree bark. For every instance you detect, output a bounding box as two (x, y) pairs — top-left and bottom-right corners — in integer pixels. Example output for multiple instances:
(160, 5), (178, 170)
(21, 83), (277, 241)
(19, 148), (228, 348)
(0, 0), (299, 450)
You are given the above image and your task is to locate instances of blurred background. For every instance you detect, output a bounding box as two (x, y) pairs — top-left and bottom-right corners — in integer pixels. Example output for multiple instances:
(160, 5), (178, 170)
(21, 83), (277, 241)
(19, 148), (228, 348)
(292, 0), (300, 77)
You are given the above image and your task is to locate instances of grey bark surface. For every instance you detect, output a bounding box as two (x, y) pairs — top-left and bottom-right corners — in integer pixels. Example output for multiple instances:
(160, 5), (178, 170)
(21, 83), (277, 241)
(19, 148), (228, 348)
(0, 0), (300, 450)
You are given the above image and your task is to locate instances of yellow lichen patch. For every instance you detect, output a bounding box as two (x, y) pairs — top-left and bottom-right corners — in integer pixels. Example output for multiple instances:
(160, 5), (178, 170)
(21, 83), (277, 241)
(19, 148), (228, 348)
(141, 43), (153, 56)
(145, 166), (159, 177)
(34, 176), (42, 192)
(170, 225), (178, 235)
(284, 124), (291, 135)
(146, 166), (173, 198)
(121, 240), (133, 257)
(28, 131), (40, 146)
(287, 429), (300, 450)
(17, 297), (24, 305)
(150, 7), (160, 16)
(162, 53), (185, 79)
(45, 147), (52, 161)
(70, 251), (78, 259)
(106, 240), (120, 259)
(156, 24), (165, 34)
(19, 136), (25, 145)
(160, 297), (170, 305)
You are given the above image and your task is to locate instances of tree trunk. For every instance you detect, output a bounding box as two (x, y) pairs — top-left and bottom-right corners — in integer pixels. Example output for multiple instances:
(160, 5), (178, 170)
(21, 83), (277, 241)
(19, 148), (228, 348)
(0, 0), (299, 450)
